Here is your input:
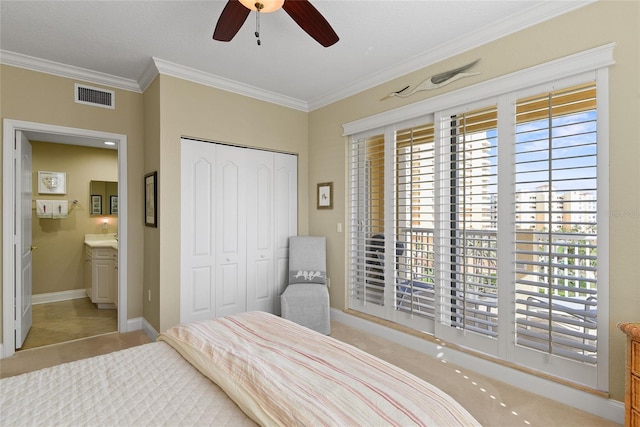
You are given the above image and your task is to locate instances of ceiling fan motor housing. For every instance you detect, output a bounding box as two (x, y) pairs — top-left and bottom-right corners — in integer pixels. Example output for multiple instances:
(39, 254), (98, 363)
(214, 0), (339, 47)
(239, 0), (284, 13)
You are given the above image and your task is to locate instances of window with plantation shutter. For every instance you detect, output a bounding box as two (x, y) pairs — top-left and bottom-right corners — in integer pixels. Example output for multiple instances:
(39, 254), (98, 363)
(436, 105), (499, 348)
(346, 50), (610, 388)
(349, 133), (387, 313)
(395, 123), (437, 324)
(514, 83), (599, 365)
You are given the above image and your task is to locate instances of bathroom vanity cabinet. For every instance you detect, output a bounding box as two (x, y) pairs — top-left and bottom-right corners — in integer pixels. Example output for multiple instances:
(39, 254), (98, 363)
(85, 244), (118, 309)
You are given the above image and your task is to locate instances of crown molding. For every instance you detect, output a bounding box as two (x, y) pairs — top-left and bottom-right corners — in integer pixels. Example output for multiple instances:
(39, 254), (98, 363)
(0, 49), (308, 110)
(150, 57), (309, 112)
(308, 0), (596, 111)
(138, 58), (161, 93)
(0, 0), (594, 112)
(0, 50), (141, 93)
(342, 42), (615, 136)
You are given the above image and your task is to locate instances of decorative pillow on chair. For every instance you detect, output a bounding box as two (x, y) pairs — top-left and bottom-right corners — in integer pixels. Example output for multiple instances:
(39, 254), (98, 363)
(289, 270), (326, 284)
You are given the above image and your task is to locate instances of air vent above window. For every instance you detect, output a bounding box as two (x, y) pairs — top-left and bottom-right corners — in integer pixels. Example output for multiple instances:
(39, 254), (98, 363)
(74, 84), (115, 109)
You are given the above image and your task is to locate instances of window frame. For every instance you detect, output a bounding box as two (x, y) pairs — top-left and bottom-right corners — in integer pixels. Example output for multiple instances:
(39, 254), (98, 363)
(344, 44), (613, 390)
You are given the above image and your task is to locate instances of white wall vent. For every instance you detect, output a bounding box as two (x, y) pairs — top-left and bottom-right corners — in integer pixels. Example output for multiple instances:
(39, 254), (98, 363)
(74, 83), (115, 109)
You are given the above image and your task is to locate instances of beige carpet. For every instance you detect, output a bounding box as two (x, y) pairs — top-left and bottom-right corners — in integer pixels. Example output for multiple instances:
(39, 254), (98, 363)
(329, 321), (620, 427)
(20, 297), (117, 350)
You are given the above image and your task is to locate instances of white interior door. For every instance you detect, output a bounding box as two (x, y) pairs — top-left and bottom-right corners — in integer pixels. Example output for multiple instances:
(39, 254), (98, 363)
(215, 144), (247, 317)
(274, 154), (298, 313)
(16, 131), (33, 348)
(180, 139), (216, 323)
(246, 150), (275, 312)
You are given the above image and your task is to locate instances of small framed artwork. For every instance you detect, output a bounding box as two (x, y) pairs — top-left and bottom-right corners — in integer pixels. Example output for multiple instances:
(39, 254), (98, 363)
(317, 182), (333, 210)
(110, 195), (118, 215)
(90, 195), (102, 215)
(38, 171), (66, 194)
(144, 171), (157, 227)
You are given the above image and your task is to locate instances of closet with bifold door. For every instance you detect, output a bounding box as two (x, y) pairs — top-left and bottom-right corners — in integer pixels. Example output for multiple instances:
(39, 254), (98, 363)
(180, 138), (297, 324)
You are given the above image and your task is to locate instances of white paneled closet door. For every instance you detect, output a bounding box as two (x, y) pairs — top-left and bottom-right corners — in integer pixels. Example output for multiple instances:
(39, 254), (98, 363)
(180, 139), (297, 324)
(181, 139), (216, 323)
(274, 154), (298, 313)
(215, 144), (248, 318)
(246, 148), (276, 313)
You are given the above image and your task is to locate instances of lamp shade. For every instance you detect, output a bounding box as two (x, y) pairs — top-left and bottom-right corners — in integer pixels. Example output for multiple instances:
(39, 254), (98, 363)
(239, 0), (284, 13)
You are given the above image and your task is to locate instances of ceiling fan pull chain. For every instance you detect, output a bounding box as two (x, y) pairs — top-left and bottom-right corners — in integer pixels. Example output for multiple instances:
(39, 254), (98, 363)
(255, 10), (261, 46)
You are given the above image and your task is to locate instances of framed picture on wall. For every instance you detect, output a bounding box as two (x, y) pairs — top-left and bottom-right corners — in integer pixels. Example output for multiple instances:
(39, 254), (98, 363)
(145, 171), (157, 227)
(90, 195), (102, 215)
(38, 171), (66, 194)
(317, 182), (333, 210)
(110, 195), (118, 215)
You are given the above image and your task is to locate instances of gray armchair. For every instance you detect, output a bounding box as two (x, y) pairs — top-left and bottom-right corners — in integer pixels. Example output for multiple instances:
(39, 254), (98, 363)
(280, 236), (330, 335)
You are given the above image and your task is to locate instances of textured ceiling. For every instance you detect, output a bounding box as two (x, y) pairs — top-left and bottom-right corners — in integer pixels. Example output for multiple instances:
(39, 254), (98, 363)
(1, 1), (591, 111)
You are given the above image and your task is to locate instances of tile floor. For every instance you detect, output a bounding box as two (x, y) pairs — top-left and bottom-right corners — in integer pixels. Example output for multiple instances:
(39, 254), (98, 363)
(21, 297), (117, 349)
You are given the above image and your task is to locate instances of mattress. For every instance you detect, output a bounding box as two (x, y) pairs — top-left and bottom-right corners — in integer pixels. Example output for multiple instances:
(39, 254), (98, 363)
(0, 340), (256, 426)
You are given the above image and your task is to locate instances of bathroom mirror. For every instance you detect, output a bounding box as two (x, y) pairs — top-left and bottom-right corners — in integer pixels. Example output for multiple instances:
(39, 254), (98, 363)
(90, 180), (118, 216)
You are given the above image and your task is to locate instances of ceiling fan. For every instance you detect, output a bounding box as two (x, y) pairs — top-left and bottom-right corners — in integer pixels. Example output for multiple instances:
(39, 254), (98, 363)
(213, 0), (339, 47)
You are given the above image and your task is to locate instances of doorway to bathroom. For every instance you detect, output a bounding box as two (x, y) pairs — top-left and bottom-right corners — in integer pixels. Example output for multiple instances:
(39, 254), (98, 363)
(2, 119), (128, 358)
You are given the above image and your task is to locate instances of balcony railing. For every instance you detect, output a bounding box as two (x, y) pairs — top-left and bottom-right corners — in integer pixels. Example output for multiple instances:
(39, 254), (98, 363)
(387, 227), (597, 361)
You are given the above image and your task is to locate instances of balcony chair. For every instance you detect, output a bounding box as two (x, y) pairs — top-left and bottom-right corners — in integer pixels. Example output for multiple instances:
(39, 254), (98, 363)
(366, 233), (405, 286)
(280, 236), (330, 335)
(366, 234), (434, 312)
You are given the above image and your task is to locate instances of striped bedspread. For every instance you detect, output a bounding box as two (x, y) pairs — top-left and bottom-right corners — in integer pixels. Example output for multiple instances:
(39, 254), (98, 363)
(158, 311), (480, 426)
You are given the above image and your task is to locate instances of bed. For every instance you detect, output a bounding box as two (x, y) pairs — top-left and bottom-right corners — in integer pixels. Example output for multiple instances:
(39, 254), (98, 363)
(1, 311), (480, 426)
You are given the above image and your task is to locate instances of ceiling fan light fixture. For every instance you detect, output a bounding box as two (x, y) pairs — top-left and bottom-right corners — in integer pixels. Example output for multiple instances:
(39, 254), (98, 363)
(239, 0), (284, 13)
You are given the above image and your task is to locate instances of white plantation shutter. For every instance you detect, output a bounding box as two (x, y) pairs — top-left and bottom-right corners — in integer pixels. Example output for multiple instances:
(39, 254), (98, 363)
(347, 58), (610, 388)
(436, 105), (500, 348)
(514, 83), (599, 364)
(349, 133), (387, 312)
(395, 123), (437, 323)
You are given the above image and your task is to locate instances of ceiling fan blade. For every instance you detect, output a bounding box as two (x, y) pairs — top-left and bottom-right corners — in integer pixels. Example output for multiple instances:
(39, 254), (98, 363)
(282, 0), (339, 47)
(213, 0), (250, 42)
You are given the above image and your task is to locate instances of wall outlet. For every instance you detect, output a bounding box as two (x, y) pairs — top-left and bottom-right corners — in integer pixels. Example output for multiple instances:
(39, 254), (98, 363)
(147, 289), (151, 302)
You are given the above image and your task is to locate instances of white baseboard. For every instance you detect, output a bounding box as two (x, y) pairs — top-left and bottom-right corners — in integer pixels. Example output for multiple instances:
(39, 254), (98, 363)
(32, 289), (87, 305)
(330, 308), (624, 424)
(124, 317), (157, 342)
(141, 318), (159, 341)
(126, 317), (143, 332)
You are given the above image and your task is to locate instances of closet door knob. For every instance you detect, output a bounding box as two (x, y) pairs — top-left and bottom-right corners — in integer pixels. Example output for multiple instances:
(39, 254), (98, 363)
(30, 245), (38, 251)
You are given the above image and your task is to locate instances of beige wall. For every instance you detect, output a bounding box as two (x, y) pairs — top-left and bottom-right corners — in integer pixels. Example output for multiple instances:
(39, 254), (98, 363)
(1, 0), (636, 404)
(307, 0), (639, 401)
(31, 141), (118, 295)
(149, 74), (309, 332)
(0, 66), (146, 331)
(142, 77), (161, 332)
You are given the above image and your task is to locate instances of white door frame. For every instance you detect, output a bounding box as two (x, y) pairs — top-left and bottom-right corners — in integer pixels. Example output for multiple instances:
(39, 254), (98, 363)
(2, 119), (128, 358)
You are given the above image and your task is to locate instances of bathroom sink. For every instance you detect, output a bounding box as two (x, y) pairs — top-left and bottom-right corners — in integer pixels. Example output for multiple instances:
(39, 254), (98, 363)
(84, 233), (118, 249)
